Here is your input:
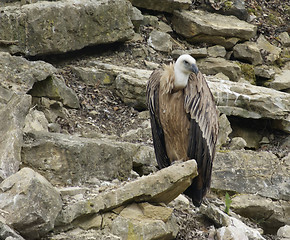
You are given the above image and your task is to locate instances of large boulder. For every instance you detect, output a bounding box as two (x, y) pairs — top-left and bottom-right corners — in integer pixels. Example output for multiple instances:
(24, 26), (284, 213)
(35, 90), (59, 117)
(172, 10), (257, 45)
(0, 168), (62, 239)
(0, 0), (134, 56)
(57, 160), (197, 225)
(212, 150), (290, 201)
(129, 0), (191, 13)
(233, 41), (263, 65)
(21, 131), (137, 185)
(0, 94), (31, 181)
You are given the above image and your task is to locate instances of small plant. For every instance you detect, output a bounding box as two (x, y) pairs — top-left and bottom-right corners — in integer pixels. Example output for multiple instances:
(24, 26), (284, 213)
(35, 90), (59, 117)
(224, 192), (232, 214)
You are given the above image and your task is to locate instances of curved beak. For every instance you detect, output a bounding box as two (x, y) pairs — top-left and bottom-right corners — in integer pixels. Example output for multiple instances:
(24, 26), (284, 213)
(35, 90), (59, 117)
(191, 64), (199, 75)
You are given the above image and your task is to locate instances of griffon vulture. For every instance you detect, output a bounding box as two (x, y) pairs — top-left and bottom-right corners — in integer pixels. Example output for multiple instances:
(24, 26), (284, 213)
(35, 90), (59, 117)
(146, 54), (219, 207)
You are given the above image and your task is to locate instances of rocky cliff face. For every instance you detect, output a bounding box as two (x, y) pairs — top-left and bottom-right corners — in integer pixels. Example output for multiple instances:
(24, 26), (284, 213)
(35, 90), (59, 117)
(0, 0), (289, 239)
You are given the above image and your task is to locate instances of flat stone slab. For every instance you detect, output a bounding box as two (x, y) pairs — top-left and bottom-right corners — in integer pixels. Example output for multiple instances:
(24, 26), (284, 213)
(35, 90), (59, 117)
(0, 0), (134, 56)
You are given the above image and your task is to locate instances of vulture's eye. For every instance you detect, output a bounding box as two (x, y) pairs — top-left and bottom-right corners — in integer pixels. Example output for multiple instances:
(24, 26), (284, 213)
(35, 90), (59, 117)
(184, 60), (189, 65)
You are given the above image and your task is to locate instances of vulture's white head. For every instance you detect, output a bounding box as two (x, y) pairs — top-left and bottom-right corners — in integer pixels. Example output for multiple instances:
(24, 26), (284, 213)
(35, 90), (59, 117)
(174, 54), (199, 90)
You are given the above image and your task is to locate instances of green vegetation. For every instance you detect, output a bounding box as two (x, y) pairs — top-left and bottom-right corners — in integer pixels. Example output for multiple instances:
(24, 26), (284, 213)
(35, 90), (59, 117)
(224, 192), (232, 215)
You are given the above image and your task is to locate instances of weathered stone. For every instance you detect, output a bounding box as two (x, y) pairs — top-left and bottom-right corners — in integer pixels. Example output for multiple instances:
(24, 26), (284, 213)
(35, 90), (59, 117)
(207, 76), (290, 132)
(130, 6), (144, 32)
(0, 94), (31, 181)
(132, 145), (157, 176)
(257, 35), (282, 63)
(56, 160), (197, 225)
(278, 32), (290, 47)
(168, 194), (190, 211)
(29, 75), (79, 108)
(21, 131), (137, 185)
(172, 10), (256, 43)
(216, 114), (232, 149)
(233, 41), (263, 65)
(172, 48), (208, 59)
(148, 30), (172, 53)
(0, 0), (134, 56)
(191, 35), (240, 49)
(254, 65), (275, 79)
(111, 203), (178, 240)
(201, 203), (265, 239)
(0, 168), (62, 239)
(0, 220), (25, 240)
(23, 108), (49, 132)
(158, 21), (173, 33)
(129, 0), (191, 13)
(198, 57), (241, 81)
(212, 150), (290, 201)
(208, 45), (227, 58)
(277, 225), (290, 238)
(0, 52), (56, 94)
(142, 15), (159, 28)
(231, 194), (290, 234)
(228, 137), (247, 150)
(267, 70), (290, 92)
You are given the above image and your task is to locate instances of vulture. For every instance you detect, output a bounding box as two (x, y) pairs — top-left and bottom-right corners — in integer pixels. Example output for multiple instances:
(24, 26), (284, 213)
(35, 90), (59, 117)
(146, 54), (219, 207)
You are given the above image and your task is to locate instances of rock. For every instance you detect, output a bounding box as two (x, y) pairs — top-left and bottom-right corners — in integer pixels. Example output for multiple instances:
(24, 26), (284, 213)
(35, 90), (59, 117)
(0, 0), (134, 56)
(0, 220), (25, 240)
(0, 52), (56, 94)
(216, 114), (232, 149)
(267, 70), (290, 92)
(168, 194), (190, 211)
(57, 160), (197, 225)
(230, 125), (262, 149)
(148, 30), (172, 53)
(201, 203), (265, 239)
(256, 35), (282, 63)
(172, 10), (256, 43)
(233, 41), (263, 65)
(254, 65), (275, 79)
(0, 94), (31, 181)
(158, 21), (173, 33)
(208, 45), (227, 58)
(21, 131), (137, 185)
(130, 6), (144, 32)
(111, 203), (178, 239)
(198, 57), (241, 81)
(0, 168), (62, 239)
(142, 15), (159, 28)
(129, 0), (191, 13)
(172, 48), (208, 59)
(70, 66), (115, 86)
(207, 76), (290, 133)
(278, 32), (290, 47)
(23, 108), (49, 132)
(132, 145), (157, 176)
(277, 225), (290, 238)
(212, 150), (290, 201)
(28, 75), (79, 109)
(228, 137), (247, 150)
(231, 194), (290, 234)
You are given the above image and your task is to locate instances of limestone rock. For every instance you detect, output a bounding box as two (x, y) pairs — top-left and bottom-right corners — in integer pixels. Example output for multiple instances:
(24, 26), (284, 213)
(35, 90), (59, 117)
(278, 32), (290, 47)
(257, 35), (282, 63)
(277, 225), (290, 238)
(57, 160), (197, 225)
(23, 108), (49, 132)
(28, 75), (80, 108)
(267, 70), (290, 92)
(130, 6), (144, 31)
(198, 58), (241, 81)
(0, 0), (134, 56)
(0, 94), (31, 181)
(172, 10), (256, 43)
(216, 114), (232, 149)
(0, 52), (56, 94)
(207, 76), (290, 132)
(212, 150), (290, 201)
(129, 0), (191, 13)
(148, 30), (172, 53)
(233, 41), (263, 65)
(208, 45), (227, 58)
(111, 203), (178, 239)
(0, 220), (25, 240)
(231, 194), (290, 234)
(228, 137), (247, 150)
(201, 203), (265, 239)
(132, 145), (157, 176)
(172, 48), (208, 59)
(21, 131), (137, 185)
(254, 65), (275, 79)
(0, 168), (62, 239)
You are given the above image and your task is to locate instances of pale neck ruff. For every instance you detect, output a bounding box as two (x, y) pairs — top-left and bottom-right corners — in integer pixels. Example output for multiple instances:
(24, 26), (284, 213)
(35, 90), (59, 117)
(174, 67), (190, 90)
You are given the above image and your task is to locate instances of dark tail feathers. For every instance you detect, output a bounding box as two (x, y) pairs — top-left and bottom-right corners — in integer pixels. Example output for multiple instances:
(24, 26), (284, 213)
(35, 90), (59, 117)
(184, 178), (204, 207)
